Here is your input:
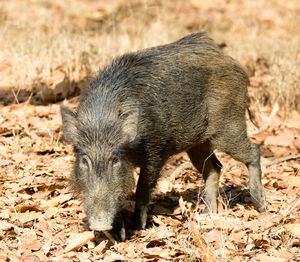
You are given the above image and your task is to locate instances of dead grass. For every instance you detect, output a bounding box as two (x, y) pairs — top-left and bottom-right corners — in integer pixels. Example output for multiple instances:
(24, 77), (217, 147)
(0, 0), (188, 100)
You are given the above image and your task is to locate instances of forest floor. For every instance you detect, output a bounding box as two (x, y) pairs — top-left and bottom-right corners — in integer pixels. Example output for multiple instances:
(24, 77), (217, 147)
(0, 0), (300, 261)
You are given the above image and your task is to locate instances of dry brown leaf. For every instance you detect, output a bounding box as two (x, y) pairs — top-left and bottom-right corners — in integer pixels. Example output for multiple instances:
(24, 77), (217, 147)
(151, 215), (165, 226)
(144, 247), (171, 259)
(0, 221), (14, 231)
(0, 253), (8, 261)
(257, 254), (289, 262)
(285, 110), (300, 129)
(272, 147), (289, 157)
(257, 213), (283, 230)
(93, 240), (108, 255)
(157, 179), (173, 194)
(178, 196), (192, 218)
(285, 119), (300, 129)
(44, 207), (59, 219)
(190, 221), (216, 262)
(275, 249), (294, 260)
(291, 238), (300, 246)
(12, 204), (44, 213)
(264, 134), (294, 147)
(41, 193), (72, 208)
(20, 232), (41, 252)
(102, 250), (126, 261)
(205, 229), (224, 243)
(65, 231), (95, 252)
(11, 212), (41, 224)
(284, 223), (300, 238)
(253, 234), (270, 248)
(20, 255), (41, 262)
(53, 231), (67, 245)
(212, 217), (244, 231)
(292, 135), (300, 147)
(286, 176), (300, 188)
(146, 239), (166, 248)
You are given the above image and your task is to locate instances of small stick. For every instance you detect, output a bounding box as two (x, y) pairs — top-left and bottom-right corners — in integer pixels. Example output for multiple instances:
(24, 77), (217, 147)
(103, 231), (116, 244)
(263, 155), (300, 167)
(248, 103), (279, 135)
(281, 197), (300, 217)
(171, 154), (299, 173)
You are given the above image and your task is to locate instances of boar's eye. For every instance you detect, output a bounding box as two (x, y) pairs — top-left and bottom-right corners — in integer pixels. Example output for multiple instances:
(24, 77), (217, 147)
(74, 146), (81, 153)
(110, 155), (120, 167)
(80, 155), (91, 170)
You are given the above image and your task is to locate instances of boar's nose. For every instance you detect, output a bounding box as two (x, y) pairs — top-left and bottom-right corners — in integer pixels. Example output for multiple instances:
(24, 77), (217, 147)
(88, 217), (113, 231)
(89, 224), (113, 231)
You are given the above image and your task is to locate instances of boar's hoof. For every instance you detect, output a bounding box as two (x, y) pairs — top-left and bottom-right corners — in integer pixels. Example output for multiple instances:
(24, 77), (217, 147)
(131, 206), (148, 231)
(252, 198), (267, 213)
(202, 207), (217, 214)
(110, 218), (126, 242)
(250, 189), (267, 213)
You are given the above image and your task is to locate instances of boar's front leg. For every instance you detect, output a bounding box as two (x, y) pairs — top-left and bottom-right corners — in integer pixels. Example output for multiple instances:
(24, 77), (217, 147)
(133, 163), (163, 230)
(110, 212), (126, 242)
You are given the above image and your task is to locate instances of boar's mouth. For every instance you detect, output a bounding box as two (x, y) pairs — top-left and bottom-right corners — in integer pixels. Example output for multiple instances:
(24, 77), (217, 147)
(89, 224), (113, 232)
(88, 215), (114, 232)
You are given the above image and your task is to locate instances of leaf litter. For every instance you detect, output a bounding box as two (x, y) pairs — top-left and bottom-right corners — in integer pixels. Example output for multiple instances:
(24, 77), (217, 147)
(1, 97), (299, 261)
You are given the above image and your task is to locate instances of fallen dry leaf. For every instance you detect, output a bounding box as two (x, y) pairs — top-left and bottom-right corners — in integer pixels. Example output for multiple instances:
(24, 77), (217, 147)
(190, 221), (216, 262)
(264, 134), (294, 147)
(93, 240), (108, 255)
(65, 231), (95, 252)
(257, 254), (289, 262)
(284, 223), (300, 238)
(0, 221), (14, 231)
(11, 212), (42, 224)
(275, 249), (294, 260)
(40, 193), (72, 208)
(286, 176), (300, 188)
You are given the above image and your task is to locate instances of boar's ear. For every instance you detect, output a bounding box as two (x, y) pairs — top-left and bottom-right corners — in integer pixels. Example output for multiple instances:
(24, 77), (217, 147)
(121, 108), (139, 143)
(120, 137), (144, 166)
(60, 106), (78, 144)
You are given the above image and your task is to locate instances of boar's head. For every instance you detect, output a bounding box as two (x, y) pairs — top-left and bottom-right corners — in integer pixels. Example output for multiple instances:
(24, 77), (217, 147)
(60, 105), (138, 231)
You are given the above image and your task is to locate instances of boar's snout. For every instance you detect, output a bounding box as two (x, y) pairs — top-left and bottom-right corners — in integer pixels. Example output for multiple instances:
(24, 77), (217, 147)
(84, 190), (118, 232)
(88, 214), (113, 231)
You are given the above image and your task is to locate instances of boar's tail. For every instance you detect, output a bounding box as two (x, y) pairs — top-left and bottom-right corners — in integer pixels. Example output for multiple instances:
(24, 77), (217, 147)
(247, 107), (259, 128)
(244, 75), (259, 128)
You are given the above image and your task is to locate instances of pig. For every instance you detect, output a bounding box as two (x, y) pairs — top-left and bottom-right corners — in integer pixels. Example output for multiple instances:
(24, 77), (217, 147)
(61, 32), (267, 241)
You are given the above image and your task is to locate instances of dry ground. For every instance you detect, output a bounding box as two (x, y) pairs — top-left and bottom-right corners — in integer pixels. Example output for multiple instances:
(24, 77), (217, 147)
(0, 0), (300, 261)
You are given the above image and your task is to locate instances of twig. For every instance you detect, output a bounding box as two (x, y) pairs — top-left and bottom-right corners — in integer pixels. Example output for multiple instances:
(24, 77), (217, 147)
(103, 231), (116, 244)
(263, 155), (300, 167)
(247, 125), (269, 136)
(247, 103), (279, 135)
(169, 153), (299, 176)
(11, 87), (20, 104)
(281, 197), (300, 217)
(190, 221), (216, 262)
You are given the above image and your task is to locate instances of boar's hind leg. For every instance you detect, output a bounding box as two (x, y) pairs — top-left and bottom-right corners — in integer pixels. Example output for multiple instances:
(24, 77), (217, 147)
(133, 164), (163, 230)
(213, 127), (267, 212)
(187, 142), (222, 213)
